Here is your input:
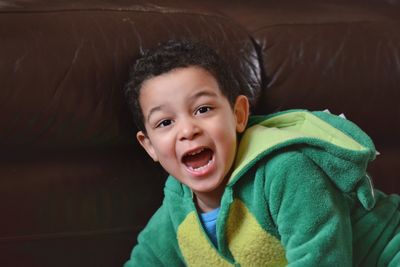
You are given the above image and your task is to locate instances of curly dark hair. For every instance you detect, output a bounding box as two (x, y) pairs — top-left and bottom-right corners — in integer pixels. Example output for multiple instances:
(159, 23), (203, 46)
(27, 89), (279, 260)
(124, 39), (241, 133)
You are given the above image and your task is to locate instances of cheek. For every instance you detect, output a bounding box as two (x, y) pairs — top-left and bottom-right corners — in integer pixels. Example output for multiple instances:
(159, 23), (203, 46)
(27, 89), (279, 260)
(152, 136), (176, 158)
(215, 128), (237, 161)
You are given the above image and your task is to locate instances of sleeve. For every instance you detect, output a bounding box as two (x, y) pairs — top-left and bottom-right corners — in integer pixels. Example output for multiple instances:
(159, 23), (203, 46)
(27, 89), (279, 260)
(123, 206), (185, 267)
(266, 151), (353, 267)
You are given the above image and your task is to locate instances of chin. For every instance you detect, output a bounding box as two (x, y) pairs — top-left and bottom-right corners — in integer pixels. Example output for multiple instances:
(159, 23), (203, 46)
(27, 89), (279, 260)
(191, 180), (224, 194)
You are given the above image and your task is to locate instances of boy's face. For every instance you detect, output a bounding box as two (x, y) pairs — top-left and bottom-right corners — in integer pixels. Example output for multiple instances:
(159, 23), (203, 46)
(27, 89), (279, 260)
(136, 66), (249, 209)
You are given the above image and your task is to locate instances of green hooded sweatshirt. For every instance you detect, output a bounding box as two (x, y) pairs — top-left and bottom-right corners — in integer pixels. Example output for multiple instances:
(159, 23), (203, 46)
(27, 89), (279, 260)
(124, 110), (400, 267)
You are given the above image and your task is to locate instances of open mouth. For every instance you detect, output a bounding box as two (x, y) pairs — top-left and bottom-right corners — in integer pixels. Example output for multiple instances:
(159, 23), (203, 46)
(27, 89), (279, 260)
(182, 147), (214, 172)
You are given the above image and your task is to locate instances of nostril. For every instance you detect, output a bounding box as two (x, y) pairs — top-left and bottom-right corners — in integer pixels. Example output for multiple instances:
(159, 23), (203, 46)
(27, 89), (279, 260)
(179, 123), (200, 141)
(180, 129), (195, 140)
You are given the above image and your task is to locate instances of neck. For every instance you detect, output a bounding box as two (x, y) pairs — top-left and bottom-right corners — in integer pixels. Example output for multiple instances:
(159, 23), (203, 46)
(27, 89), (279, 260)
(194, 164), (238, 212)
(195, 195), (219, 213)
(194, 184), (226, 213)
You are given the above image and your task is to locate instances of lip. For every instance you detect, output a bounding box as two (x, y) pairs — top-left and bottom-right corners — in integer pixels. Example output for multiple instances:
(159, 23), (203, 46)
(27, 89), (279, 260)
(181, 146), (216, 177)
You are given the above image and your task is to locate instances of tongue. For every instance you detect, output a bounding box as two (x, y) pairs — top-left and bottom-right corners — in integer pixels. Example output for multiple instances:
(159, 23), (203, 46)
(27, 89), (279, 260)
(183, 149), (213, 169)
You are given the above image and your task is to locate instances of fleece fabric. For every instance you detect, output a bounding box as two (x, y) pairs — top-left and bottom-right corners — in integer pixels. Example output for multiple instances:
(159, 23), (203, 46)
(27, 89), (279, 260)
(124, 109), (400, 267)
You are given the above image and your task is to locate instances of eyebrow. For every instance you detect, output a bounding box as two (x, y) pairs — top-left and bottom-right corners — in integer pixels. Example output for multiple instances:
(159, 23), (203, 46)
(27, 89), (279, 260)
(146, 105), (165, 123)
(146, 90), (218, 122)
(189, 90), (218, 102)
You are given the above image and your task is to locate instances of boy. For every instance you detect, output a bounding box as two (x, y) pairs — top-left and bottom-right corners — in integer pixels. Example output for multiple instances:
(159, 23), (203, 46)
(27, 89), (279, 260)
(124, 40), (400, 266)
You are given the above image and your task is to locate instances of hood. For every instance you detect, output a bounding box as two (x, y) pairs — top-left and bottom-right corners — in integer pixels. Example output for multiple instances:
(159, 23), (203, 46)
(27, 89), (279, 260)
(230, 110), (376, 200)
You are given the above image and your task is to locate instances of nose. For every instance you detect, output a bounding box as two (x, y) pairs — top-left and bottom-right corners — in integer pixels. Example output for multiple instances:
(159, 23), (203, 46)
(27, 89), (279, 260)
(178, 117), (201, 141)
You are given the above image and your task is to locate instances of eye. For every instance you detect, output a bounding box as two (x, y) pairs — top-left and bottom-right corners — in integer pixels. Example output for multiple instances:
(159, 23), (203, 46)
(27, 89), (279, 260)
(156, 119), (172, 128)
(195, 106), (213, 115)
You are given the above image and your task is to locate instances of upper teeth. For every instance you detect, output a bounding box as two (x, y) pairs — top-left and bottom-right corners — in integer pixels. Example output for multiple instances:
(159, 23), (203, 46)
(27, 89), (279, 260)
(187, 148), (205, 156)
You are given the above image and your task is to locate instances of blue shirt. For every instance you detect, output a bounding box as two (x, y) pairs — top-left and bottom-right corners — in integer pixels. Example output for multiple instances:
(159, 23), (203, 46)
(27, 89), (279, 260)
(199, 207), (220, 248)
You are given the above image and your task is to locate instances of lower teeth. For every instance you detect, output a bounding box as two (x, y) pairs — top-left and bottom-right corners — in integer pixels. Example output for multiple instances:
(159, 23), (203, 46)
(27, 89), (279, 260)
(189, 160), (212, 172)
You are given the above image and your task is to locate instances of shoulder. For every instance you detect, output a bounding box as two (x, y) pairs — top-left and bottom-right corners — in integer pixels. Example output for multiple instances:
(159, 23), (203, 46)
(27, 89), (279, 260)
(136, 204), (175, 247)
(261, 150), (351, 232)
(129, 204), (184, 266)
(261, 149), (334, 201)
(263, 149), (317, 177)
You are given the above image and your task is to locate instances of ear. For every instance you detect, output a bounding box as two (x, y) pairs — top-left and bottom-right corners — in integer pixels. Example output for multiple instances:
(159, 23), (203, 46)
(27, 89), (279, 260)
(136, 131), (159, 162)
(233, 95), (249, 133)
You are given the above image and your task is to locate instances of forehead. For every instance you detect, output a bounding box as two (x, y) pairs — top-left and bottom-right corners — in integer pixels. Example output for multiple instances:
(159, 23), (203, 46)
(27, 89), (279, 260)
(143, 66), (218, 91)
(139, 66), (223, 109)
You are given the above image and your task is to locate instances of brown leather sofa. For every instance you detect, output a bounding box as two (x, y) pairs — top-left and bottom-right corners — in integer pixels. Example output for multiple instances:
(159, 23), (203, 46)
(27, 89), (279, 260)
(1, 0), (399, 266)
